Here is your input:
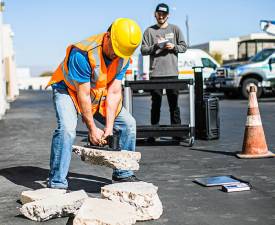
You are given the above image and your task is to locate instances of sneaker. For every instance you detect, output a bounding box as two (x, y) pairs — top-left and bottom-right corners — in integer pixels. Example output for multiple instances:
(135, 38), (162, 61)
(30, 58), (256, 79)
(112, 175), (141, 183)
(47, 184), (70, 192)
(147, 137), (155, 143)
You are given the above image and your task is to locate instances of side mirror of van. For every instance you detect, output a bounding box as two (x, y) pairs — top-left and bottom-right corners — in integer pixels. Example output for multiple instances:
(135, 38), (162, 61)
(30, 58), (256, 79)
(212, 64), (217, 70)
(208, 63), (217, 70)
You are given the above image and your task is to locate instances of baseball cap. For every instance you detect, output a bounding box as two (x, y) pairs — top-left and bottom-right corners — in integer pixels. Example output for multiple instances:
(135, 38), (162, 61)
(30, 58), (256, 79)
(155, 3), (169, 14)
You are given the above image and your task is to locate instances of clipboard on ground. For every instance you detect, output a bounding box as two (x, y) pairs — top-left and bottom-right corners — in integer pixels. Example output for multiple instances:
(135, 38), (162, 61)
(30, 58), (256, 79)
(194, 175), (249, 187)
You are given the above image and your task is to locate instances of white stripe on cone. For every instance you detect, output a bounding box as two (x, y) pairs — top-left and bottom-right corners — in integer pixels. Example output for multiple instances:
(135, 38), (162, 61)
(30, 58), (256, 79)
(248, 93), (258, 108)
(246, 114), (262, 126)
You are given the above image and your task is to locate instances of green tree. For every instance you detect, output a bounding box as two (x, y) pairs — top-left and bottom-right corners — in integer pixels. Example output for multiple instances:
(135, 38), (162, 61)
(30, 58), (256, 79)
(210, 51), (223, 65)
(40, 71), (53, 77)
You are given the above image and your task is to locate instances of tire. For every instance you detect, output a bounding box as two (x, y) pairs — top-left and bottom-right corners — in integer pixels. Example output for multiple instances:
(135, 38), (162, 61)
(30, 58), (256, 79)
(241, 78), (262, 99)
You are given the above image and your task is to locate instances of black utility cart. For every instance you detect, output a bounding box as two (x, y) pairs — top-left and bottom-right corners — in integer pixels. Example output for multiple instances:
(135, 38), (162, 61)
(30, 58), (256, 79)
(123, 79), (195, 146)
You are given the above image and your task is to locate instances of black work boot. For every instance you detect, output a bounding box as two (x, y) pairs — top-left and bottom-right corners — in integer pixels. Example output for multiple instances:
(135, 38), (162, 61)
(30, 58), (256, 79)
(112, 175), (141, 183)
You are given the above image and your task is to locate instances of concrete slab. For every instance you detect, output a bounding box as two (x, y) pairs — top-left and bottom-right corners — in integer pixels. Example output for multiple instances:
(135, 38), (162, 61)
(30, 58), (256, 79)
(72, 145), (141, 170)
(20, 188), (66, 204)
(73, 198), (136, 225)
(101, 181), (163, 221)
(20, 190), (88, 221)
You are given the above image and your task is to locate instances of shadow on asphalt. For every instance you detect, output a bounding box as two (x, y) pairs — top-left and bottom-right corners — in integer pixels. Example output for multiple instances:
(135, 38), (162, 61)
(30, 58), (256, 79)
(190, 147), (237, 156)
(14, 214), (74, 225)
(0, 166), (112, 193)
(136, 139), (181, 146)
(78, 133), (182, 146)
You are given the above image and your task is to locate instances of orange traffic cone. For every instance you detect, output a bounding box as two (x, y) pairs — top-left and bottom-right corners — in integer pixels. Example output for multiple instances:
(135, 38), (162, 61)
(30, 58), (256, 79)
(237, 85), (274, 158)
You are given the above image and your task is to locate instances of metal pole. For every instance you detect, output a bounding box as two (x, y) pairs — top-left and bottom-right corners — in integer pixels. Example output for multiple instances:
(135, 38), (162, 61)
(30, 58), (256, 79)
(186, 15), (190, 46)
(189, 82), (195, 130)
(123, 86), (133, 115)
(188, 83), (195, 141)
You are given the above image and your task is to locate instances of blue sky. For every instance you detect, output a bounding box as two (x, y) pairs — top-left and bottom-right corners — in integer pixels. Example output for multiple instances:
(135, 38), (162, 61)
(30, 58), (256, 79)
(3, 0), (275, 75)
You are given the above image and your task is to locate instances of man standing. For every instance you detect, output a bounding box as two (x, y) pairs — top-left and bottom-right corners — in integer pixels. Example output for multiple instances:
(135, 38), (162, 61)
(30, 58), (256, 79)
(47, 18), (142, 189)
(141, 3), (187, 141)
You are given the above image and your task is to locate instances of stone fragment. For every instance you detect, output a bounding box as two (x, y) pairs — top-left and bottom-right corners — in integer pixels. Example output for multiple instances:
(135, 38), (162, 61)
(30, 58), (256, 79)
(20, 190), (88, 221)
(20, 188), (66, 204)
(72, 145), (141, 170)
(101, 182), (163, 221)
(73, 198), (136, 225)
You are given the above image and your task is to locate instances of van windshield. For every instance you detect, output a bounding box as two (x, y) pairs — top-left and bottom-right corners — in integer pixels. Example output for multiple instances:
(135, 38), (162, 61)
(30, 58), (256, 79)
(249, 49), (275, 63)
(201, 58), (216, 68)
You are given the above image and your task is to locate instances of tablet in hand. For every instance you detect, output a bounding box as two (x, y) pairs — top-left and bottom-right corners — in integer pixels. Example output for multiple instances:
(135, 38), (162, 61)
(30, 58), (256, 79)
(158, 39), (169, 49)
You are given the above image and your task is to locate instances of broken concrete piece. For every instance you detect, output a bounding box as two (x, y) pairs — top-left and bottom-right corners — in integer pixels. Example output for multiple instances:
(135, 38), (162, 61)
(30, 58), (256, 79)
(101, 182), (163, 221)
(73, 198), (136, 225)
(72, 145), (141, 170)
(20, 188), (66, 204)
(20, 190), (88, 221)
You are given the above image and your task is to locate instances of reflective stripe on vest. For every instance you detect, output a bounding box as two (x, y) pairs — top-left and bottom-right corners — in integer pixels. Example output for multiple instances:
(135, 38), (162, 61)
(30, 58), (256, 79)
(61, 62), (75, 87)
(90, 48), (100, 88)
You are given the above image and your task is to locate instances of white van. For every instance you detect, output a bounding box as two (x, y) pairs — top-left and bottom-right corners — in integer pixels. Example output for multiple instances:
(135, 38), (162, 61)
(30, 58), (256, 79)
(178, 49), (220, 80)
(129, 49), (220, 81)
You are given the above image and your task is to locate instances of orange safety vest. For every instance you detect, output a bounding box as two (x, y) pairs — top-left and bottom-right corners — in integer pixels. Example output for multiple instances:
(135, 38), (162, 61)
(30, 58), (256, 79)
(47, 33), (129, 117)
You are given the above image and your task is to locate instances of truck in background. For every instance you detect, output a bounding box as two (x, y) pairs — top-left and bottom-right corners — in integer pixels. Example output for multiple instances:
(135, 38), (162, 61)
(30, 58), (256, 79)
(206, 38), (275, 98)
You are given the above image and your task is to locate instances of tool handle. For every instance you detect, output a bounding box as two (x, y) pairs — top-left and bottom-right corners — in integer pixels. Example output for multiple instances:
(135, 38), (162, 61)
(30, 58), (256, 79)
(88, 129), (121, 151)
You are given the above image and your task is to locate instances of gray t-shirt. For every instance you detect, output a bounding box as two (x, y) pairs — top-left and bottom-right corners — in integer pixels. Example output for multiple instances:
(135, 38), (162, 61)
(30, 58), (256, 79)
(141, 23), (187, 77)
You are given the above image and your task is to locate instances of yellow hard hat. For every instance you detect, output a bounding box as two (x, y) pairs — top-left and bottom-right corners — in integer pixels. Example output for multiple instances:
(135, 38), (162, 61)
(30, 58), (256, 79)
(110, 18), (142, 58)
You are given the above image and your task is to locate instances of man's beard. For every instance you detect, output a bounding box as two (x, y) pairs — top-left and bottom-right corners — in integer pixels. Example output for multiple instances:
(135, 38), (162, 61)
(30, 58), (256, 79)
(157, 17), (168, 25)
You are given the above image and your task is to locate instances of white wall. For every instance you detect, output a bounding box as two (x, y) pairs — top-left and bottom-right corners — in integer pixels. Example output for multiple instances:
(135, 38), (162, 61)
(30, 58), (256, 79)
(0, 8), (9, 119)
(16, 67), (31, 79)
(209, 38), (239, 60)
(3, 24), (19, 101)
(17, 68), (51, 90)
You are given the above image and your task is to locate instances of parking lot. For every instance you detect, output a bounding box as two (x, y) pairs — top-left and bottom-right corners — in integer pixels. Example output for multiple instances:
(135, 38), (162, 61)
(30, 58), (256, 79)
(0, 90), (275, 225)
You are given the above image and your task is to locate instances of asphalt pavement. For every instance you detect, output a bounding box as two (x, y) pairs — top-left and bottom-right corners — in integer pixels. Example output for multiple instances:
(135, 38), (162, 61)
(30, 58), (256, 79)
(0, 90), (275, 225)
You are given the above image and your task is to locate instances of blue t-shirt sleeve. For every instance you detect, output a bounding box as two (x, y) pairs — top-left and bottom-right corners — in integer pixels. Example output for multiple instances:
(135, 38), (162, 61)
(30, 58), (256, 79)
(68, 49), (91, 83)
(115, 60), (130, 80)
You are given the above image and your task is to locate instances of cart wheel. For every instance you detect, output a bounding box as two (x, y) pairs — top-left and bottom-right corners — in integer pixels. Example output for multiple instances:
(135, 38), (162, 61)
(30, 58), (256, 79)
(180, 137), (194, 147)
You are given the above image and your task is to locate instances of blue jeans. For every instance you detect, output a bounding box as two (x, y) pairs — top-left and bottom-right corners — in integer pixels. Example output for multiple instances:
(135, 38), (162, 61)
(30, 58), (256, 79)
(48, 88), (136, 189)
